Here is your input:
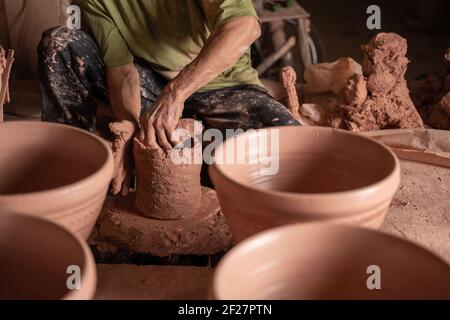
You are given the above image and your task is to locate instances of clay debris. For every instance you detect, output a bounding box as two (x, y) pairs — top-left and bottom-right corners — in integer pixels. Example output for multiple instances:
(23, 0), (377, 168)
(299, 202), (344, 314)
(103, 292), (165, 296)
(409, 48), (450, 129)
(302, 33), (424, 131)
(280, 66), (300, 120)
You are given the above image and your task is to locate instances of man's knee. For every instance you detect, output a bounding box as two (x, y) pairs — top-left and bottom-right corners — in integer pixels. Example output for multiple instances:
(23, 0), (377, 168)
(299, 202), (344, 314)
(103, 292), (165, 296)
(248, 89), (300, 127)
(37, 26), (94, 59)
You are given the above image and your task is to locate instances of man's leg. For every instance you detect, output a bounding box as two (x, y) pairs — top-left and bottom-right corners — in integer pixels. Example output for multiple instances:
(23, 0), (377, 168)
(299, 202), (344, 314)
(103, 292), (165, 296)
(38, 27), (108, 131)
(184, 84), (299, 131)
(38, 27), (167, 133)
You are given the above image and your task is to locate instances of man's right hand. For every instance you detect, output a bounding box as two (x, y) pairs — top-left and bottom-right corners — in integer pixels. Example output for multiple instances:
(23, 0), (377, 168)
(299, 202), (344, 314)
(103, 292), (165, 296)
(109, 120), (136, 196)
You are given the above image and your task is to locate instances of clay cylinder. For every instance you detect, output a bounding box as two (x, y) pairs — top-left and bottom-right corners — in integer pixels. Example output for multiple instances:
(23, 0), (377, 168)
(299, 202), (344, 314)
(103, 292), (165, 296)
(134, 119), (202, 220)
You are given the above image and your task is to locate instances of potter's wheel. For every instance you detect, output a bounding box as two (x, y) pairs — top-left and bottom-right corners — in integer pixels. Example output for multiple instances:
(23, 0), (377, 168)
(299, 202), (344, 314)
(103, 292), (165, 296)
(91, 187), (233, 257)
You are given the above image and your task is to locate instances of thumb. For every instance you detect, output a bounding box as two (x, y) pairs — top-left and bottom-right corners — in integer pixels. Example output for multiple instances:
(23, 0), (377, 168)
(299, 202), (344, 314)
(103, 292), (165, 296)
(109, 122), (122, 136)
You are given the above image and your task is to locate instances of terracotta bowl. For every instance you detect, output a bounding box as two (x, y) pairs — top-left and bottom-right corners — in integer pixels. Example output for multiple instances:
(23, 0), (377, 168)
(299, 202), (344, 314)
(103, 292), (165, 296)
(209, 126), (400, 241)
(0, 121), (114, 239)
(213, 223), (450, 300)
(0, 212), (96, 300)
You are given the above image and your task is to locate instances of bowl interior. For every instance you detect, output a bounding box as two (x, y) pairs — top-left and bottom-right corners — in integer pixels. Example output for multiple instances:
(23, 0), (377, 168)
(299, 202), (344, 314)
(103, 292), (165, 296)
(0, 213), (86, 299)
(0, 122), (110, 195)
(214, 127), (396, 194)
(214, 224), (450, 300)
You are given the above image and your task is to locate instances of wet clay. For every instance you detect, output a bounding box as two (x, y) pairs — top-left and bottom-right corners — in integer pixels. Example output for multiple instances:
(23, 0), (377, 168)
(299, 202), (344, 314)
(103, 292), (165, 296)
(134, 119), (203, 219)
(302, 33), (424, 131)
(280, 66), (301, 120)
(304, 57), (363, 95)
(409, 48), (450, 129)
(94, 118), (233, 256)
(336, 33), (424, 131)
(92, 188), (233, 257)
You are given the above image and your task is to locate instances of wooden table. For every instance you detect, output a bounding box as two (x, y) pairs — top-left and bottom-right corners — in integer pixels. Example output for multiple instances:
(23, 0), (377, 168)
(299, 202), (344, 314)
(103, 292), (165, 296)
(258, 2), (312, 73)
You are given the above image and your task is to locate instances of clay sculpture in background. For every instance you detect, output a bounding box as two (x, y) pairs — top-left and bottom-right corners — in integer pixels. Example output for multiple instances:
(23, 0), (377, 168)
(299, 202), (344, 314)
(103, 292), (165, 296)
(298, 33), (425, 131)
(0, 45), (14, 122)
(409, 48), (450, 130)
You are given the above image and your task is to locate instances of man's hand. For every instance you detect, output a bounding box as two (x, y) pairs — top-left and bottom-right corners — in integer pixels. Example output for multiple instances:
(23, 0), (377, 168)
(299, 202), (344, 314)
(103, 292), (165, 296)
(138, 86), (185, 151)
(109, 120), (136, 196)
(138, 16), (260, 151)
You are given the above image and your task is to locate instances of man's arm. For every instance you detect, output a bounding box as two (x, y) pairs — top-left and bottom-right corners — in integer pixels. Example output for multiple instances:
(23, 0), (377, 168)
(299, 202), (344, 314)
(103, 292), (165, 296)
(169, 16), (261, 103)
(106, 64), (141, 125)
(106, 64), (141, 195)
(140, 16), (261, 150)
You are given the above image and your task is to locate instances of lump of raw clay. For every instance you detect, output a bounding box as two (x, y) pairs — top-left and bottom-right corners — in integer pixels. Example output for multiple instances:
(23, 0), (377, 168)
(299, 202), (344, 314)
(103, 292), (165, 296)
(304, 57), (363, 95)
(361, 33), (408, 95)
(336, 33), (424, 131)
(301, 58), (364, 126)
(344, 74), (367, 105)
(93, 118), (234, 256)
(280, 66), (300, 120)
(134, 119), (203, 220)
(409, 48), (450, 129)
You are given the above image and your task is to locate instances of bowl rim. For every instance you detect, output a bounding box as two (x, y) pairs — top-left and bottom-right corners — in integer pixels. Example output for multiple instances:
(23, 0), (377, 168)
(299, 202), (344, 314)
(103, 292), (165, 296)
(213, 222), (450, 299)
(0, 121), (114, 200)
(0, 211), (97, 300)
(210, 126), (401, 199)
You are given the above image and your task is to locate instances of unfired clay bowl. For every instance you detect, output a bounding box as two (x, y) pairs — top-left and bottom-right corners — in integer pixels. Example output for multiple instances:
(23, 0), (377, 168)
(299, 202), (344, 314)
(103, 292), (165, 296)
(0, 212), (96, 300)
(0, 121), (114, 239)
(213, 223), (450, 300)
(209, 126), (400, 241)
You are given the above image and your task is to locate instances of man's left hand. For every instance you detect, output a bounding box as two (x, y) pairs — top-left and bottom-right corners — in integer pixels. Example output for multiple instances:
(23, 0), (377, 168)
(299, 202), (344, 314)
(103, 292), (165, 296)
(110, 120), (136, 196)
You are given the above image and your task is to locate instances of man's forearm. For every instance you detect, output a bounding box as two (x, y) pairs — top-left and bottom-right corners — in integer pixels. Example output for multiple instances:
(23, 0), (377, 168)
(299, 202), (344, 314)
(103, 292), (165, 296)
(166, 16), (261, 101)
(106, 63), (141, 125)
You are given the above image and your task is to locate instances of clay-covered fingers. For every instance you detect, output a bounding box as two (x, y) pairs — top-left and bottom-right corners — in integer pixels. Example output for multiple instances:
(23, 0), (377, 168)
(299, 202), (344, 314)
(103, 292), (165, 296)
(154, 115), (172, 152)
(137, 117), (147, 142)
(138, 114), (159, 149)
(111, 169), (124, 195)
(109, 120), (135, 144)
(167, 126), (180, 147)
(110, 145), (133, 196)
(111, 150), (125, 195)
(120, 170), (131, 196)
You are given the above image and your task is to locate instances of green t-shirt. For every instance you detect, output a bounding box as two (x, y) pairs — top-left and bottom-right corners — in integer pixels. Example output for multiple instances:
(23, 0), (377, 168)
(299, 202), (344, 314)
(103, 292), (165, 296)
(79, 0), (262, 92)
